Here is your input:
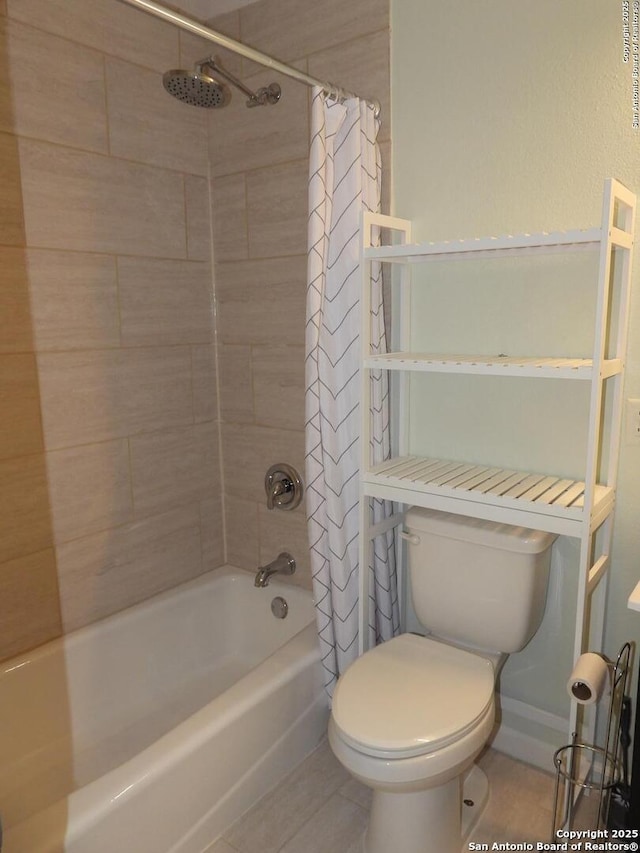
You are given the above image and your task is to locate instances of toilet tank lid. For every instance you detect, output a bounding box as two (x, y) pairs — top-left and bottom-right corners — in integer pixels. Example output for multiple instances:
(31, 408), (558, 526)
(404, 507), (557, 554)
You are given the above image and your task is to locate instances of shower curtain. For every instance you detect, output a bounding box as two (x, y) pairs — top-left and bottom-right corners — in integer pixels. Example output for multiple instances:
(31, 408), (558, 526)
(305, 87), (399, 698)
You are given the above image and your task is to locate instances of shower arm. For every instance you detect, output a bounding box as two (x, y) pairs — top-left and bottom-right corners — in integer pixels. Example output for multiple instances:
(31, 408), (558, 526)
(115, 0), (381, 117)
(197, 57), (280, 108)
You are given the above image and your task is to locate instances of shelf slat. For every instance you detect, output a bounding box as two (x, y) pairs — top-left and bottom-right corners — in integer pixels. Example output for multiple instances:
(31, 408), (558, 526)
(363, 455), (614, 534)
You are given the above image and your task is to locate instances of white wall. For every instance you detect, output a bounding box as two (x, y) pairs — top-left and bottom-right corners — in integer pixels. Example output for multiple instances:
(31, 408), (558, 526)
(391, 0), (640, 761)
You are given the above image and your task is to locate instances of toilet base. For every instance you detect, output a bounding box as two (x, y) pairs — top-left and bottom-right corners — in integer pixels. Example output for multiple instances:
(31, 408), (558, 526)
(461, 764), (490, 840)
(362, 766), (489, 853)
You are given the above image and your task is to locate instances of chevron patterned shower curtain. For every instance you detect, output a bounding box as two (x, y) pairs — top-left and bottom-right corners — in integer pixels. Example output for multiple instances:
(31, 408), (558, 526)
(305, 88), (399, 699)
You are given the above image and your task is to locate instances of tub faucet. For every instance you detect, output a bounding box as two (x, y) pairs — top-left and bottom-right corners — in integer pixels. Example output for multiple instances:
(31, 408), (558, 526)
(254, 552), (296, 587)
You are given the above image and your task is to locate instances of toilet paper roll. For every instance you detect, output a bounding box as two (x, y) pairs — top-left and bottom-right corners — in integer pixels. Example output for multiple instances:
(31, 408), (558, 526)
(566, 653), (609, 705)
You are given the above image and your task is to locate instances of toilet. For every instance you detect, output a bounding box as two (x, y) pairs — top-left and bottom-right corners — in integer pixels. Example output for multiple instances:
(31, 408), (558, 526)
(328, 507), (556, 853)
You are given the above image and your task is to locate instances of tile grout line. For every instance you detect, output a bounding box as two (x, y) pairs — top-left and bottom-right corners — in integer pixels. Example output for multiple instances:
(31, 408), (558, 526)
(10, 128), (209, 181)
(272, 788), (363, 853)
(3, 7), (180, 76)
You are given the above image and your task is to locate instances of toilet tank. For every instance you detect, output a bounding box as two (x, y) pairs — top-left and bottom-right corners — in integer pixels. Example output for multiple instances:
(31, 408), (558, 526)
(404, 508), (556, 654)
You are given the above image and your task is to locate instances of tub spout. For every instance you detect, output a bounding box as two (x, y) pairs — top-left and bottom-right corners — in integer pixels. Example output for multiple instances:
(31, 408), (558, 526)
(254, 552), (296, 587)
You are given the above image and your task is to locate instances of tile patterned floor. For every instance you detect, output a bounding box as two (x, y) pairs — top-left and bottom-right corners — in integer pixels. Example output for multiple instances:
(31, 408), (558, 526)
(206, 739), (560, 853)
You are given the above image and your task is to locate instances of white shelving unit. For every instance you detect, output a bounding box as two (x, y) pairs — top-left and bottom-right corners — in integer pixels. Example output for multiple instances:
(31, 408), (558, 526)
(358, 179), (635, 746)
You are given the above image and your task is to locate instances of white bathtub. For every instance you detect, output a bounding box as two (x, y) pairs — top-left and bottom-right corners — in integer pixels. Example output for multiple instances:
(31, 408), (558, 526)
(1, 566), (328, 853)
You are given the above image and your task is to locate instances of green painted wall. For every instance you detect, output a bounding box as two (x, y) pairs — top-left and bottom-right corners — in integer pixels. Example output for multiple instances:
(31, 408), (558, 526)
(391, 0), (640, 752)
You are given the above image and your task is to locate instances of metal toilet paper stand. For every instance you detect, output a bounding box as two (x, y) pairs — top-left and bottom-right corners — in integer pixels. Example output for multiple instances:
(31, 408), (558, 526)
(551, 642), (632, 834)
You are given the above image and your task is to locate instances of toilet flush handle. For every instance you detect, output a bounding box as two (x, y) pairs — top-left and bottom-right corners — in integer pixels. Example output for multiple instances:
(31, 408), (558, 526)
(400, 531), (420, 546)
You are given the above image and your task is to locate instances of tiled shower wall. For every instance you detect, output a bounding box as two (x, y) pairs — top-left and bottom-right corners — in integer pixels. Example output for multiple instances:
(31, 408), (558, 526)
(0, 0), (224, 658)
(0, 0), (390, 660)
(208, 0), (391, 587)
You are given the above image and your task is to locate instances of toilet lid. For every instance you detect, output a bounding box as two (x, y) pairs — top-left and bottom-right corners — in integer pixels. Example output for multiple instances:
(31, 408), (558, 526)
(331, 634), (494, 759)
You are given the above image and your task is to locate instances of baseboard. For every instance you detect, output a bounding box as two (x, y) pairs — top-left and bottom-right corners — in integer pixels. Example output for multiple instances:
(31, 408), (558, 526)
(489, 696), (569, 773)
(490, 723), (557, 772)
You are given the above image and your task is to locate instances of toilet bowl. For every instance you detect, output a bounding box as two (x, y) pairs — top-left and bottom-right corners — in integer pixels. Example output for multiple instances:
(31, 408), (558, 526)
(328, 508), (557, 853)
(329, 633), (495, 853)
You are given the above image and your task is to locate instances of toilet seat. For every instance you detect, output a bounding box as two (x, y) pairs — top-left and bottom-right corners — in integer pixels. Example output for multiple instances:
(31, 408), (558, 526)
(331, 633), (494, 760)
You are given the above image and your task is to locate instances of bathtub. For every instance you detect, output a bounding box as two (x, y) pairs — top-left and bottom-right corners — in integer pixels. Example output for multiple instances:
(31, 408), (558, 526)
(1, 566), (328, 853)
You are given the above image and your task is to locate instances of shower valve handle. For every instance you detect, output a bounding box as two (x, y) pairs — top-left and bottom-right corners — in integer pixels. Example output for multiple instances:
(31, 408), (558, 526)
(265, 464), (303, 511)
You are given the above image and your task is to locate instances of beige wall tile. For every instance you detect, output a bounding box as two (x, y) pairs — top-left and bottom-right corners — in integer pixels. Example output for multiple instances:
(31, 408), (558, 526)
(0, 454), (53, 565)
(57, 504), (203, 632)
(1, 18), (108, 153)
(224, 494), (259, 570)
(222, 422), (304, 503)
(240, 0), (388, 67)
(258, 504), (311, 590)
(129, 421), (219, 517)
(118, 257), (213, 347)
(0, 247), (34, 353)
(6, 0), (179, 73)
(209, 67), (308, 176)
(216, 255), (306, 346)
(178, 29), (234, 73)
(246, 160), (307, 258)
(0, 354), (44, 460)
(185, 175), (212, 262)
(206, 840), (238, 853)
(27, 250), (120, 352)
(235, 32), (311, 84)
(252, 345), (305, 430)
(200, 495), (225, 570)
(0, 549), (61, 661)
(0, 131), (25, 246)
(219, 344), (253, 424)
(211, 174), (248, 262)
(37, 347), (193, 450)
(202, 11), (242, 75)
(18, 139), (187, 258)
(46, 440), (133, 544)
(0, 0), (391, 649)
(308, 29), (391, 142)
(192, 344), (219, 424)
(106, 57), (208, 175)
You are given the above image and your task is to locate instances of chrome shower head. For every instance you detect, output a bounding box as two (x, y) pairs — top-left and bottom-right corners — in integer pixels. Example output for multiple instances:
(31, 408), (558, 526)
(162, 66), (231, 108)
(163, 56), (281, 110)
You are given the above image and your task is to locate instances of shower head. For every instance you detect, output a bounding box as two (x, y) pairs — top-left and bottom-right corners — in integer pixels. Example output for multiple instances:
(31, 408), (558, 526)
(163, 56), (281, 110)
(163, 67), (231, 108)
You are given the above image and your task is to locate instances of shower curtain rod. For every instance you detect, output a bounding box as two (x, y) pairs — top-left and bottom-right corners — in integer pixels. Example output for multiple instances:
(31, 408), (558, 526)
(116, 0), (381, 116)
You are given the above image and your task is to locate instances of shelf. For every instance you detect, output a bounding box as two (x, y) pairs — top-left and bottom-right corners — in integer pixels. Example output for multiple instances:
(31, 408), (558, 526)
(363, 455), (615, 536)
(364, 228), (602, 263)
(364, 353), (623, 380)
(359, 179), (636, 748)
